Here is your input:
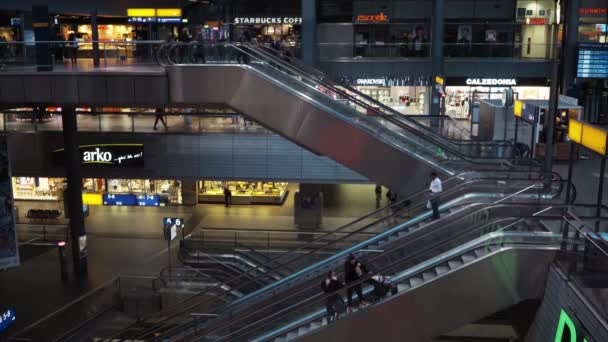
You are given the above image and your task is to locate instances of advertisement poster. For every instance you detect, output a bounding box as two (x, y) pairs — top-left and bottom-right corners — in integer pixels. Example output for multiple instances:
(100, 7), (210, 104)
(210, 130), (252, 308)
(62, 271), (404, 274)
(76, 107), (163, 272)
(0, 135), (19, 269)
(457, 25), (472, 45)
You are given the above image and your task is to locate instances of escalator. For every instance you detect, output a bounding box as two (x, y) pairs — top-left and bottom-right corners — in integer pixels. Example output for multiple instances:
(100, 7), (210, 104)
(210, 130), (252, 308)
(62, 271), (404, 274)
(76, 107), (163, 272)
(173, 200), (604, 342)
(161, 43), (533, 195)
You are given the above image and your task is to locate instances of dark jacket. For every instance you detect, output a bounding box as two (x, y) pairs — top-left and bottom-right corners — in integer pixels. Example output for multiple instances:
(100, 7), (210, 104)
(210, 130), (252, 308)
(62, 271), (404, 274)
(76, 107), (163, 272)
(344, 260), (367, 283)
(321, 277), (342, 293)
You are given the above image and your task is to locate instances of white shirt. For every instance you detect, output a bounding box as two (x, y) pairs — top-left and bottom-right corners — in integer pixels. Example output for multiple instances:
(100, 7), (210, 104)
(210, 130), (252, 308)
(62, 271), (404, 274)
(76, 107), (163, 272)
(430, 178), (442, 194)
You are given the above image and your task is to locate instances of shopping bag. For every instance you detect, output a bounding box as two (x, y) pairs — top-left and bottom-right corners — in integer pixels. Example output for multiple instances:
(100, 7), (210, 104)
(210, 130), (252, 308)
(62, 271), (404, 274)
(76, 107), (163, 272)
(426, 200), (432, 209)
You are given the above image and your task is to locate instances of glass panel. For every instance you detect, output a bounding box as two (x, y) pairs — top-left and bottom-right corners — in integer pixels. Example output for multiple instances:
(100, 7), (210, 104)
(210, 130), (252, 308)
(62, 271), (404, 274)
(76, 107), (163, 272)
(99, 114), (133, 132)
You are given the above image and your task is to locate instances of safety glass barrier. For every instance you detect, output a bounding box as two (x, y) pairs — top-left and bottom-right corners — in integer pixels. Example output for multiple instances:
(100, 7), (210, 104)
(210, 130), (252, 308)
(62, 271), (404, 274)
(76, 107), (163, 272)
(129, 184), (566, 341)
(0, 109), (273, 135)
(317, 42), (558, 60)
(556, 210), (608, 324)
(0, 41), (165, 71)
(168, 203), (578, 341)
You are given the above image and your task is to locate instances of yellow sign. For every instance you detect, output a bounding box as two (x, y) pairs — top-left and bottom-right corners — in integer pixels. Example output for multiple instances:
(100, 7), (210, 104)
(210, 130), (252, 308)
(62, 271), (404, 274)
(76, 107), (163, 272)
(156, 8), (182, 17)
(82, 193), (103, 206)
(582, 123), (607, 156)
(435, 75), (444, 86)
(568, 119), (583, 144)
(514, 100), (523, 117)
(127, 8), (156, 17)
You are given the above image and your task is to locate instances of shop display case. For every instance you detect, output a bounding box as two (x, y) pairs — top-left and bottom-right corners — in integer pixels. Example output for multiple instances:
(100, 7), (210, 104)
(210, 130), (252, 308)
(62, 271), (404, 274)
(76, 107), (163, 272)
(199, 180), (289, 205)
(13, 177), (64, 201)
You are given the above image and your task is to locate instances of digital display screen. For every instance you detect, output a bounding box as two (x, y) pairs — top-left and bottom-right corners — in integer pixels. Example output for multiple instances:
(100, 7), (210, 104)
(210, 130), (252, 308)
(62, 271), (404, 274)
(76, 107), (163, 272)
(577, 44), (608, 79)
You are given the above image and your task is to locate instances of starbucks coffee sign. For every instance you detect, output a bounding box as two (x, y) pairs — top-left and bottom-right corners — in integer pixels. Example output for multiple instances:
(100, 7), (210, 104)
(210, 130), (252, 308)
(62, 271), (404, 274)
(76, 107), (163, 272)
(53, 144), (144, 167)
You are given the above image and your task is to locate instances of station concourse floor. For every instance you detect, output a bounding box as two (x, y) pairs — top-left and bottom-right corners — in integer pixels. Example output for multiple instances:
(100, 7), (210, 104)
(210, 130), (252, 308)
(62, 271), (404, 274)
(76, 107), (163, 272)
(1, 183), (384, 337)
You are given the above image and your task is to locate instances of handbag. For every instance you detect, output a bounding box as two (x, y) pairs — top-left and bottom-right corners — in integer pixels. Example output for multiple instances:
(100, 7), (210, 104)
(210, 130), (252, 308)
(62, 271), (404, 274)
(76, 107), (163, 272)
(426, 200), (432, 209)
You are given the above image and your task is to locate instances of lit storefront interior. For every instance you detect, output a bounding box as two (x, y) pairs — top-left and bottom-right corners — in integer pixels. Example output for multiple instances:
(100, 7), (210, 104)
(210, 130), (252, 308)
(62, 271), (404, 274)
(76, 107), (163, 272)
(343, 77), (430, 115)
(445, 78), (550, 118)
(199, 180), (289, 205)
(13, 177), (182, 206)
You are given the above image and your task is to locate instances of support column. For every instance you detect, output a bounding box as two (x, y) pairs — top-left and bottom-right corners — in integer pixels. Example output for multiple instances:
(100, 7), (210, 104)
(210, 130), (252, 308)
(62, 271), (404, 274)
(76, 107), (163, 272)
(545, 59), (560, 172)
(301, 0), (317, 66)
(562, 0), (580, 93)
(430, 0), (445, 117)
(32, 6), (52, 71)
(61, 107), (88, 275)
(91, 9), (100, 68)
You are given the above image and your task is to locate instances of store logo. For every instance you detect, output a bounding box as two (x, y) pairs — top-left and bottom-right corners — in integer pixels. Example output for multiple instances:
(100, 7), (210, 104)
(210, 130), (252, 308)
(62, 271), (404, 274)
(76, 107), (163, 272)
(53, 144), (144, 168)
(579, 8), (608, 16)
(356, 78), (386, 86)
(356, 12), (389, 23)
(465, 78), (517, 86)
(233, 17), (302, 25)
(554, 309), (589, 342)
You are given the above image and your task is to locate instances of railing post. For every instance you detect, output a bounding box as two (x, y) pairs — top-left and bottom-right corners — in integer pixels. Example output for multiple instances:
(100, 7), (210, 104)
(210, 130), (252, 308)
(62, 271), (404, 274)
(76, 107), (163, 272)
(43, 225), (47, 241)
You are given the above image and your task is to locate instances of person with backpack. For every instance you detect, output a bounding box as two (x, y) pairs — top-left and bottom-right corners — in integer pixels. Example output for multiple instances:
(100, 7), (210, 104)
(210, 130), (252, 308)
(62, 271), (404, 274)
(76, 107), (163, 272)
(321, 270), (345, 323)
(344, 255), (369, 312)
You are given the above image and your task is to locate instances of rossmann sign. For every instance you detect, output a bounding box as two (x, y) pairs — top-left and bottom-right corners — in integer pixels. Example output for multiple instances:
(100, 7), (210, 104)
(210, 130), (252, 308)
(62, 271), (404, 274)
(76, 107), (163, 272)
(53, 144), (144, 167)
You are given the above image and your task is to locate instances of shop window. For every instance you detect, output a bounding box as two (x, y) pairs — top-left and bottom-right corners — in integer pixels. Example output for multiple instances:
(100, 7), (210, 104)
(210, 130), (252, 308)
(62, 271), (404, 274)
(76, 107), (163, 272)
(13, 177), (66, 201)
(199, 180), (289, 205)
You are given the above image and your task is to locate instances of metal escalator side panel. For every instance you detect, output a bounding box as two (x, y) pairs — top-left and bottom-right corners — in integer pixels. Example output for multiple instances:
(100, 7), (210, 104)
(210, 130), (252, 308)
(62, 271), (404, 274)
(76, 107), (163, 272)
(167, 65), (439, 196)
(298, 247), (557, 342)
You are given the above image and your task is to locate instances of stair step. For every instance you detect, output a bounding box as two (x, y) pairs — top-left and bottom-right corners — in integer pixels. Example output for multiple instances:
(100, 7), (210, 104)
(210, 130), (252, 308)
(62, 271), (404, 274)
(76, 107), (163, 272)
(422, 271), (437, 281)
(398, 231), (408, 238)
(474, 248), (488, 258)
(435, 265), (450, 275)
(461, 253), (476, 263)
(310, 321), (321, 330)
(397, 283), (410, 292)
(286, 332), (298, 340)
(298, 326), (309, 335)
(448, 259), (463, 269)
(409, 277), (423, 287)
(275, 337), (286, 342)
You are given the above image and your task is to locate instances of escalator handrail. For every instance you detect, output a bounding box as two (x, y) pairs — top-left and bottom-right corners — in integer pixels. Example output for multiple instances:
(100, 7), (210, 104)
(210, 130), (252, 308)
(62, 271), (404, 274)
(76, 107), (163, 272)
(253, 45), (508, 148)
(160, 43), (520, 169)
(243, 44), (512, 160)
(193, 204), (565, 342)
(112, 174), (559, 339)
(249, 231), (561, 342)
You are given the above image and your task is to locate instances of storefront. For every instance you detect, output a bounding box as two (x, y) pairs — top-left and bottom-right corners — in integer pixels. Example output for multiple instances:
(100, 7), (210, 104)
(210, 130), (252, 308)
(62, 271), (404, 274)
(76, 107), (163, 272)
(344, 77), (430, 115)
(578, 0), (608, 43)
(445, 77), (550, 118)
(230, 16), (301, 54)
(13, 177), (182, 205)
(199, 180), (289, 205)
(12, 177), (65, 201)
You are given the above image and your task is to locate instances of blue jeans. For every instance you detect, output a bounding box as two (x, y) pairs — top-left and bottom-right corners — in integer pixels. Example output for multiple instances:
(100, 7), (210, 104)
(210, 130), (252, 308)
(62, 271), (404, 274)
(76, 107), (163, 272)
(431, 197), (440, 220)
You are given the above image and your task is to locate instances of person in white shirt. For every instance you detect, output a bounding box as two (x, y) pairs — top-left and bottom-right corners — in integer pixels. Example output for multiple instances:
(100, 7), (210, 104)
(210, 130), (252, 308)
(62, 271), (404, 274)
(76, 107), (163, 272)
(429, 172), (442, 219)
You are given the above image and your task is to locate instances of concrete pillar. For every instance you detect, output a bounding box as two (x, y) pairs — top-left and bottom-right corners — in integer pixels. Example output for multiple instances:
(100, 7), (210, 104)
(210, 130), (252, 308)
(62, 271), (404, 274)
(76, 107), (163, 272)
(430, 0), (445, 117)
(61, 107), (88, 275)
(301, 0), (317, 66)
(91, 9), (100, 68)
(562, 0), (580, 92)
(181, 180), (198, 206)
(32, 6), (52, 71)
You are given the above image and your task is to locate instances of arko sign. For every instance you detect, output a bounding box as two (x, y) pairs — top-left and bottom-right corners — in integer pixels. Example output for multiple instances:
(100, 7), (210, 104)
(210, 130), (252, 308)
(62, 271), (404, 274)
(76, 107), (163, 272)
(53, 144), (144, 167)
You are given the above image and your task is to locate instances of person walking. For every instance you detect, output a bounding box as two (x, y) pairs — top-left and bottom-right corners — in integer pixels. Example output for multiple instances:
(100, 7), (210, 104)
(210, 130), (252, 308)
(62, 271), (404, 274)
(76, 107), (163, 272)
(153, 108), (168, 130)
(68, 33), (79, 64)
(344, 255), (368, 312)
(321, 270), (345, 323)
(375, 184), (382, 207)
(224, 186), (232, 207)
(429, 171), (443, 220)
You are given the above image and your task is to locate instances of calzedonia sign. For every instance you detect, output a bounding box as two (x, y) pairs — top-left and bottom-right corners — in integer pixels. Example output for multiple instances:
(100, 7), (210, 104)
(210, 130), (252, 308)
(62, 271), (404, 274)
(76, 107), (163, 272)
(53, 144), (144, 167)
(465, 78), (517, 86)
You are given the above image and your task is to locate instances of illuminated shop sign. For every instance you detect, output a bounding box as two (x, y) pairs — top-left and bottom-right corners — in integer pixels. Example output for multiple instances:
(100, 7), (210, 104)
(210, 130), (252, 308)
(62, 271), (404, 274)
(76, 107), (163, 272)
(579, 7), (608, 15)
(554, 309), (589, 342)
(233, 17), (302, 24)
(527, 18), (548, 25)
(465, 78), (517, 86)
(355, 12), (389, 23)
(53, 144), (144, 168)
(356, 78), (387, 86)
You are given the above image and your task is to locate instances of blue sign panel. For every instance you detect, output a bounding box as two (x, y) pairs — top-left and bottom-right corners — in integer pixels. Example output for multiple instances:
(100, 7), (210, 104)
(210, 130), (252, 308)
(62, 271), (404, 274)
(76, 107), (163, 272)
(136, 195), (160, 207)
(103, 194), (159, 207)
(577, 44), (608, 79)
(0, 308), (16, 332)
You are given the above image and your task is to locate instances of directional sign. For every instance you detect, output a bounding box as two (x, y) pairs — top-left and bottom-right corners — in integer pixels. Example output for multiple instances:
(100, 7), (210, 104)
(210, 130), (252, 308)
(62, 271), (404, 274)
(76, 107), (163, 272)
(163, 217), (184, 241)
